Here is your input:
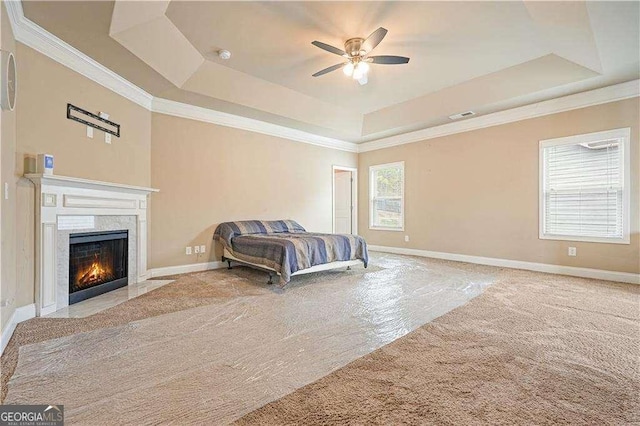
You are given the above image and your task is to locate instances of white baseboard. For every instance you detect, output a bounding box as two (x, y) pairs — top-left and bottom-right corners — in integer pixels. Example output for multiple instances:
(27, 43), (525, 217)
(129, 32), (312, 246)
(149, 261), (225, 278)
(1, 303), (37, 356)
(369, 245), (640, 285)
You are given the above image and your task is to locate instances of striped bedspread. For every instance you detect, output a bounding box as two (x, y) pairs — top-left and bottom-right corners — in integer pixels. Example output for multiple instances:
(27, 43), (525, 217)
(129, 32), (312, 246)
(213, 220), (368, 284)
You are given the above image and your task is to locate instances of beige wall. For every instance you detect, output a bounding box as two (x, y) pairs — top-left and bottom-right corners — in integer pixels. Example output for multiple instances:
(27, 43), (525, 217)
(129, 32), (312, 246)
(149, 113), (357, 269)
(12, 43), (151, 311)
(15, 45), (151, 185)
(1, 2), (18, 330)
(359, 98), (640, 274)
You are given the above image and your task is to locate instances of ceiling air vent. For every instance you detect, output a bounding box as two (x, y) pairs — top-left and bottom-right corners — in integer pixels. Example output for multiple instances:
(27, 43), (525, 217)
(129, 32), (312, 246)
(449, 111), (475, 120)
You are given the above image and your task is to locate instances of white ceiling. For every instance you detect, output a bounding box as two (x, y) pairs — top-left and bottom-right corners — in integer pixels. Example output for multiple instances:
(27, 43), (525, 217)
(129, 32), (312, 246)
(23, 1), (640, 142)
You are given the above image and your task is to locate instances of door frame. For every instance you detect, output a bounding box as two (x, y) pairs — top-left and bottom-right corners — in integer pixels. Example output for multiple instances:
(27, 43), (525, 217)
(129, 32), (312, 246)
(332, 165), (358, 235)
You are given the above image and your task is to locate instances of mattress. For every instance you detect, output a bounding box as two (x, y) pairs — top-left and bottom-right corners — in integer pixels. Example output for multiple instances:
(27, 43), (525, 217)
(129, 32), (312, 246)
(213, 220), (368, 284)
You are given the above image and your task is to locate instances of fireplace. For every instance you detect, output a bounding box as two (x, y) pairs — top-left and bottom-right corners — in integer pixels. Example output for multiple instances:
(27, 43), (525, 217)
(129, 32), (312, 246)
(69, 230), (129, 304)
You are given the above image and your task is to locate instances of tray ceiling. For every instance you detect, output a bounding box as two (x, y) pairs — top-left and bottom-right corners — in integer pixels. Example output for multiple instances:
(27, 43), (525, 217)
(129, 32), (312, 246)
(22, 1), (640, 142)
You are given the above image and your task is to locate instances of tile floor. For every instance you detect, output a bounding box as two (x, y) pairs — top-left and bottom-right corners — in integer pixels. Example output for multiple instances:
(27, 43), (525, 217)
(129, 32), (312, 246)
(45, 279), (175, 318)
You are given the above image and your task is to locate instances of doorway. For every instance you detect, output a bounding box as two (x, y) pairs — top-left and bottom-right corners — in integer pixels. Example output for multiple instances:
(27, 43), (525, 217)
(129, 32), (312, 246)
(332, 166), (357, 234)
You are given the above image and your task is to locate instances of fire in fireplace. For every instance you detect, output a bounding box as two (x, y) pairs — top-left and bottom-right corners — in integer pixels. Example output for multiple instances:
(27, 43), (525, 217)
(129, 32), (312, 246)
(76, 254), (114, 288)
(69, 230), (128, 304)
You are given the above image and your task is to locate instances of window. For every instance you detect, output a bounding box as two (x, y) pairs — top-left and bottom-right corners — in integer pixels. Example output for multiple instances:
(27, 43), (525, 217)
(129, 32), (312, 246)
(539, 128), (630, 244)
(369, 162), (404, 230)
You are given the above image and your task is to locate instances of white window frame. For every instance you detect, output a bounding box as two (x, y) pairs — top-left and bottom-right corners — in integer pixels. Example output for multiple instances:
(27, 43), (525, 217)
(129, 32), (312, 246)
(539, 128), (631, 244)
(369, 161), (405, 231)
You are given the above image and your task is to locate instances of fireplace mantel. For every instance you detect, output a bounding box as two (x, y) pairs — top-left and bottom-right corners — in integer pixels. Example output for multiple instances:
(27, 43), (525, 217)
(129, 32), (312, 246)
(25, 174), (159, 196)
(26, 174), (159, 316)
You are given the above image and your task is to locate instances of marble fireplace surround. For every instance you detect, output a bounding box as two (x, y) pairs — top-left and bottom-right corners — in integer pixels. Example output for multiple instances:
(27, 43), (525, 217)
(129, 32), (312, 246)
(57, 216), (137, 312)
(26, 174), (158, 316)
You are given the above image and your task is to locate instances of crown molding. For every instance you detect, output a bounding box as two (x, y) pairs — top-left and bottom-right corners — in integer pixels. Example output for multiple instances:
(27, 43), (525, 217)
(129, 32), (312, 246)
(4, 1), (638, 155)
(358, 79), (640, 153)
(151, 98), (358, 152)
(5, 0), (154, 109)
(4, 0), (357, 152)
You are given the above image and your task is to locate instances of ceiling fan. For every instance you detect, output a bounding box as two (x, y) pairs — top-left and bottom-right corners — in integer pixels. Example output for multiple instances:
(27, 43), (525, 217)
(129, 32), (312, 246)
(311, 27), (409, 85)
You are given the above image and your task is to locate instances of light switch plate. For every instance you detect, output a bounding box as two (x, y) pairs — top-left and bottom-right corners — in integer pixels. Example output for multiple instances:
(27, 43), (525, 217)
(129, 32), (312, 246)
(86, 126), (93, 138)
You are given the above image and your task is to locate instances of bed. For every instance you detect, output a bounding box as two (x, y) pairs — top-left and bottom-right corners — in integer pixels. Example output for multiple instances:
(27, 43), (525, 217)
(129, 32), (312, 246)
(213, 220), (368, 286)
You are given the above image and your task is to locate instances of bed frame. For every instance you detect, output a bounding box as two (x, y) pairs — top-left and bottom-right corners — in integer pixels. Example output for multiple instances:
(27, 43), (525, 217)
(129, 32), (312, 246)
(222, 248), (364, 285)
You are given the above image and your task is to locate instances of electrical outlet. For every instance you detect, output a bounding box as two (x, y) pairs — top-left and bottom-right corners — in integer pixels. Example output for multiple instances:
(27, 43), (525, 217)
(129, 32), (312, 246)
(404, 235), (409, 242)
(568, 247), (577, 257)
(186, 246), (192, 255)
(194, 246), (200, 254)
(200, 245), (206, 253)
(86, 126), (94, 138)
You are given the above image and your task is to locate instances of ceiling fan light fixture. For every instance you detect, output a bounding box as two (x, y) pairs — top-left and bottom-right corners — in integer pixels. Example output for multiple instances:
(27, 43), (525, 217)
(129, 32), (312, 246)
(311, 27), (409, 83)
(343, 62), (354, 76)
(352, 61), (369, 80)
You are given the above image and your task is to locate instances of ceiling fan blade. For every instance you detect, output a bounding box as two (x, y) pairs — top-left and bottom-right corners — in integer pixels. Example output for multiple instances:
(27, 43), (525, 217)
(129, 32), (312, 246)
(362, 27), (388, 53)
(312, 63), (346, 77)
(369, 55), (410, 65)
(312, 41), (347, 57)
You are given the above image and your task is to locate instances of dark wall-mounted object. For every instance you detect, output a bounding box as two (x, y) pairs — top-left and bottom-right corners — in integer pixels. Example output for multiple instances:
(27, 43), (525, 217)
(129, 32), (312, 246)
(67, 103), (120, 137)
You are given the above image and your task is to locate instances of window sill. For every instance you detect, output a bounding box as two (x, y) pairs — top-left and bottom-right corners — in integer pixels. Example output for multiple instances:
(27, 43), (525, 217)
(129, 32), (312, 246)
(539, 234), (630, 245)
(369, 226), (404, 232)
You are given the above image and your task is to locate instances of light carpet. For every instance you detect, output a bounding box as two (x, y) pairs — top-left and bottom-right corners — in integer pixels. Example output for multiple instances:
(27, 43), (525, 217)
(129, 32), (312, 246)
(2, 254), (492, 424)
(1, 266), (267, 402)
(237, 269), (640, 425)
(3, 254), (637, 425)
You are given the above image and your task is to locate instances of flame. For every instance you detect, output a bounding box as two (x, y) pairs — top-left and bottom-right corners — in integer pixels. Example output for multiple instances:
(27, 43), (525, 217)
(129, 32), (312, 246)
(75, 254), (114, 288)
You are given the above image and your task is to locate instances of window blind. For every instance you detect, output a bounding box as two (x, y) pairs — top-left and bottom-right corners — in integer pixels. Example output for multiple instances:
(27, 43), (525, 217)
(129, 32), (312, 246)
(542, 140), (623, 239)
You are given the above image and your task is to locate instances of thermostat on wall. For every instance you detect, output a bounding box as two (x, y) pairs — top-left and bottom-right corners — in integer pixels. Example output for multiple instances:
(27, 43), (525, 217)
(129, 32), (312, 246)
(36, 154), (54, 175)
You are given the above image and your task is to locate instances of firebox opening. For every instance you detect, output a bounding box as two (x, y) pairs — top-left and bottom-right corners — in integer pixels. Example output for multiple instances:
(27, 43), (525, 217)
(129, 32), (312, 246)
(69, 230), (128, 305)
